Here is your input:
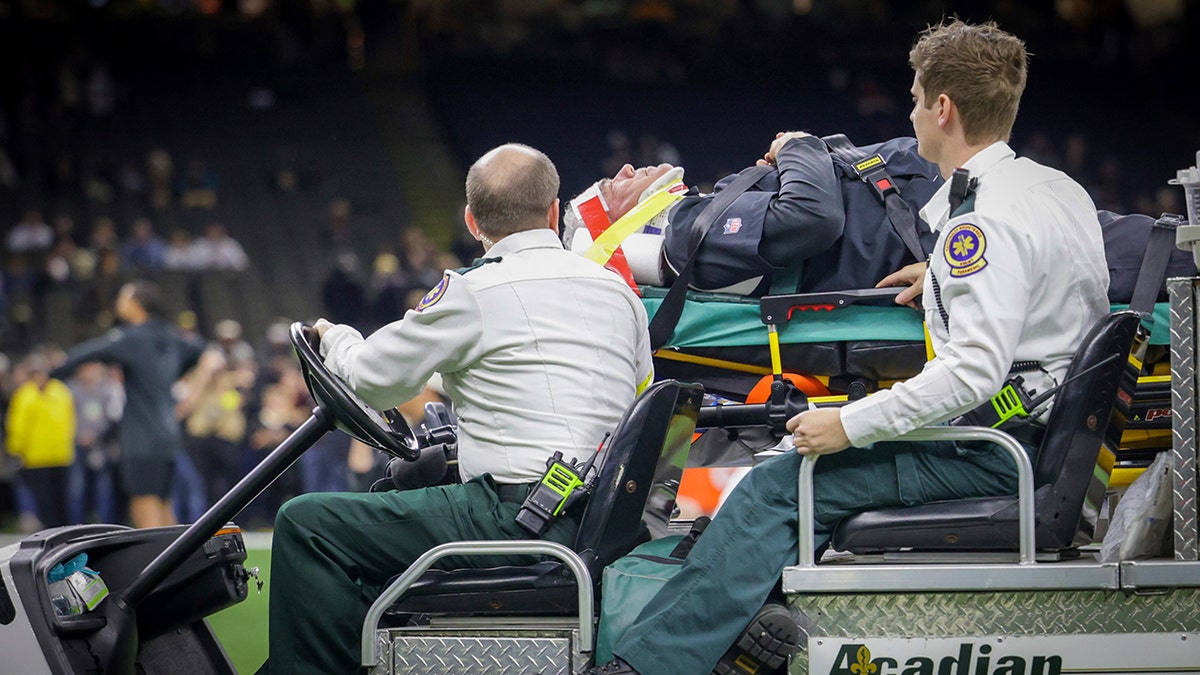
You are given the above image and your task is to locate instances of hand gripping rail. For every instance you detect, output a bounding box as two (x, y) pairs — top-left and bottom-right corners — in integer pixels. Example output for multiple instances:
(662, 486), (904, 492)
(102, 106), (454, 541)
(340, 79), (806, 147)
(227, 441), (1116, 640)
(360, 540), (594, 668)
(797, 425), (1036, 567)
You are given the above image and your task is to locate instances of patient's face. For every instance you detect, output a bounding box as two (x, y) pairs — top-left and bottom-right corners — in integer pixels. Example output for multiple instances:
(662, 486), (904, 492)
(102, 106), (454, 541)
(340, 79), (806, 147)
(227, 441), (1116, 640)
(599, 163), (675, 220)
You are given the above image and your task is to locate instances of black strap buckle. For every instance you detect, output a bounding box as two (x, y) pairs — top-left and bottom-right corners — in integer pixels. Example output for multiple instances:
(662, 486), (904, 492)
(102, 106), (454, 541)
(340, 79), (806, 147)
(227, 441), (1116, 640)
(850, 154), (900, 201)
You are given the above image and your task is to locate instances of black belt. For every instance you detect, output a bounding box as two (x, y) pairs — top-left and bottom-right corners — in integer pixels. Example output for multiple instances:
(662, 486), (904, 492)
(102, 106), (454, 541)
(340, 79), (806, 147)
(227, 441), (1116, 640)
(999, 420), (1046, 449)
(494, 482), (536, 504)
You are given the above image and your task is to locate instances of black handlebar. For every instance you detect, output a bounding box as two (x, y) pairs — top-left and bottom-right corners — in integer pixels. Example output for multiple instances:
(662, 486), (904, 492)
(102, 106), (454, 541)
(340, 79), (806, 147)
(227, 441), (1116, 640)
(697, 403), (771, 429)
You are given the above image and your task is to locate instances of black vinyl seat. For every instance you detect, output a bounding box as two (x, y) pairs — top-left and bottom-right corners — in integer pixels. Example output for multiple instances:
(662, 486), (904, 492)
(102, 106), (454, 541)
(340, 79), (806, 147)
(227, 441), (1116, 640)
(832, 311), (1143, 554)
(387, 379), (704, 616)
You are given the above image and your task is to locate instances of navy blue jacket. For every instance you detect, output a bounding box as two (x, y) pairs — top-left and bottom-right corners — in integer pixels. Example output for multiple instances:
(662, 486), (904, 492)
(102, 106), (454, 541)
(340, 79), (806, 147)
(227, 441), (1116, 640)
(664, 135), (942, 294)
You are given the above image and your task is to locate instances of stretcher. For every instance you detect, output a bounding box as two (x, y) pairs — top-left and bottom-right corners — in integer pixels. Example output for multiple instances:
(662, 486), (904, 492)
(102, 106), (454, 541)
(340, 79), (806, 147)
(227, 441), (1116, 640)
(640, 286), (1175, 509)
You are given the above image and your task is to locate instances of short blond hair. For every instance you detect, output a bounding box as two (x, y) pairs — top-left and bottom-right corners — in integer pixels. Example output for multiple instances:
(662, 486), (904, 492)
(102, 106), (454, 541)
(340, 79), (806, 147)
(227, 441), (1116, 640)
(909, 19), (1028, 145)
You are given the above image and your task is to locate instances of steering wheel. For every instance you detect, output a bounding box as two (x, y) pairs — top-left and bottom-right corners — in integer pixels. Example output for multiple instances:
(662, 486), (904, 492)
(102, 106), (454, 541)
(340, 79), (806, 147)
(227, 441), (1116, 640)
(289, 321), (422, 460)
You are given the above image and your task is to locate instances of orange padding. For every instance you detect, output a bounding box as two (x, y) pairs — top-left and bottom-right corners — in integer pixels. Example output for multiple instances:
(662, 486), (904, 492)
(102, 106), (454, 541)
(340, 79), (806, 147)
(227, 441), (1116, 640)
(745, 373), (830, 403)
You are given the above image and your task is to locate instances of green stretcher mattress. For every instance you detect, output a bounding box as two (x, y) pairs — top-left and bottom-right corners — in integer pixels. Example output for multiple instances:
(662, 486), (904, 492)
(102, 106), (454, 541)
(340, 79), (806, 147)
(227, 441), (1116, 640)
(640, 287), (1171, 349)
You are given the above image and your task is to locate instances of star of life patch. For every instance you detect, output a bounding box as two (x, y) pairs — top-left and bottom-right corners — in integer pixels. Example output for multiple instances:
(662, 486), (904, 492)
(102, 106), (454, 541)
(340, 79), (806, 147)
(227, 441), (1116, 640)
(943, 223), (987, 277)
(415, 275), (449, 312)
(722, 217), (742, 234)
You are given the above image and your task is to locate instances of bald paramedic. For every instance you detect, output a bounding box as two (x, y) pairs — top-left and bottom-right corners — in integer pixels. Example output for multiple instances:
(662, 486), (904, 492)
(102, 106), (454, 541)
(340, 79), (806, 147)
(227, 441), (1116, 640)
(257, 143), (654, 675)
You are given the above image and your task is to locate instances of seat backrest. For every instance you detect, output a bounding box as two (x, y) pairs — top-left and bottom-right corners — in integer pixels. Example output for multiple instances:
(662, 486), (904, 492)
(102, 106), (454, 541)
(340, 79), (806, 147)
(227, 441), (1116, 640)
(1031, 310), (1143, 548)
(573, 379), (704, 577)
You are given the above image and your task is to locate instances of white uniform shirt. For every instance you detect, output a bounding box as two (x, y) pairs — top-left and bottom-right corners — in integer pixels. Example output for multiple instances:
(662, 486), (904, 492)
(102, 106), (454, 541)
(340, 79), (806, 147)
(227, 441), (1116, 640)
(320, 228), (654, 483)
(841, 141), (1109, 447)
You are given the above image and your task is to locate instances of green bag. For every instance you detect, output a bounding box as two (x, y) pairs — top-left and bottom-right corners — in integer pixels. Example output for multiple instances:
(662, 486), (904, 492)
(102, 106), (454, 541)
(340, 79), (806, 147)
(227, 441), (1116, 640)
(594, 518), (709, 664)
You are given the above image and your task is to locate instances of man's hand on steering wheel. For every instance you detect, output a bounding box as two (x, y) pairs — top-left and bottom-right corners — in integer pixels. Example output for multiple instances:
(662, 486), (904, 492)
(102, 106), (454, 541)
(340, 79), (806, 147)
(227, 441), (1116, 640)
(313, 318), (335, 340)
(289, 320), (422, 460)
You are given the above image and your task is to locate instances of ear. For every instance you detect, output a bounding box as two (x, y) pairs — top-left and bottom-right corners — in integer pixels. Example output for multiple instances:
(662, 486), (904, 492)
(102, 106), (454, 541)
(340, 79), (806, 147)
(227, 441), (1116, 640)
(464, 205), (481, 241)
(936, 93), (953, 129)
(547, 198), (560, 235)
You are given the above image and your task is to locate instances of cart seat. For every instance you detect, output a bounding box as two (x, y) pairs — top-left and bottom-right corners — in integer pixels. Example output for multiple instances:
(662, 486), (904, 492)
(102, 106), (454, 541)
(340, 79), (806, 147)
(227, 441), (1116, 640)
(386, 379), (704, 616)
(832, 311), (1142, 554)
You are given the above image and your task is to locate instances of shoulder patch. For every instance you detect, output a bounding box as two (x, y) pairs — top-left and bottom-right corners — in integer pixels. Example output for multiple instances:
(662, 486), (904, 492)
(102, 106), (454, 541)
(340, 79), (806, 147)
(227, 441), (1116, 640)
(415, 275), (450, 312)
(943, 223), (987, 277)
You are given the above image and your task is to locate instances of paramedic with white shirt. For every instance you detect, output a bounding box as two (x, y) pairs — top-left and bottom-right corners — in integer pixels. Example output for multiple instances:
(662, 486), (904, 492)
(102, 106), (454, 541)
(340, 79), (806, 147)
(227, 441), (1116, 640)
(257, 143), (653, 675)
(589, 19), (1109, 675)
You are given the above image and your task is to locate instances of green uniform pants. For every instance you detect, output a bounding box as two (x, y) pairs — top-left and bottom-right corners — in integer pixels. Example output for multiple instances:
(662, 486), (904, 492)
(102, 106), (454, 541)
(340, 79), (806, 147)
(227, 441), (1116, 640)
(615, 436), (1032, 675)
(259, 475), (579, 675)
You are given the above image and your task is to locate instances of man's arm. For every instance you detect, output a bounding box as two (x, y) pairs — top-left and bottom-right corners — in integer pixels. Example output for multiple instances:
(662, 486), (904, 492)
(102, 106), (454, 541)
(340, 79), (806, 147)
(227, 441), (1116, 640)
(318, 272), (485, 411)
(50, 330), (126, 380)
(177, 334), (206, 378)
(839, 214), (1033, 447)
(757, 134), (845, 267)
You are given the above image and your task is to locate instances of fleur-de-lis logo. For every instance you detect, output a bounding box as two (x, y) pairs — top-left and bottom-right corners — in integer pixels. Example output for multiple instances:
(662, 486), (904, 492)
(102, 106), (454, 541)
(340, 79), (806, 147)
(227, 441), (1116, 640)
(850, 645), (878, 675)
(951, 232), (975, 259)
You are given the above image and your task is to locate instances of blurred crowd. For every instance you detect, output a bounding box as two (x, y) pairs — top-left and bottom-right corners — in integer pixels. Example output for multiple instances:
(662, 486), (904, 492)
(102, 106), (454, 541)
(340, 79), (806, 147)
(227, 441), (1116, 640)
(0, 303), (452, 533)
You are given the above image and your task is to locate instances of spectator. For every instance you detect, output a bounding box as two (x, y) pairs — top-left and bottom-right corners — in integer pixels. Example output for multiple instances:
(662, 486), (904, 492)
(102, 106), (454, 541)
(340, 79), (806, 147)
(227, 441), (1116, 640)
(190, 221), (248, 271)
(87, 215), (119, 251)
(398, 225), (443, 291)
(3, 252), (39, 349)
(52, 214), (79, 247)
(322, 197), (369, 273)
(256, 317), (295, 378)
(244, 363), (308, 527)
(0, 146), (19, 192)
(163, 228), (201, 271)
(213, 318), (256, 366)
(5, 353), (75, 528)
(300, 429), (352, 495)
(84, 62), (116, 119)
(77, 247), (127, 332)
(7, 209), (54, 255)
(145, 148), (175, 212)
(65, 360), (122, 524)
(321, 251), (366, 325)
(51, 279), (205, 528)
(364, 250), (410, 329)
(178, 159), (220, 210)
(176, 348), (250, 509)
(119, 216), (168, 272)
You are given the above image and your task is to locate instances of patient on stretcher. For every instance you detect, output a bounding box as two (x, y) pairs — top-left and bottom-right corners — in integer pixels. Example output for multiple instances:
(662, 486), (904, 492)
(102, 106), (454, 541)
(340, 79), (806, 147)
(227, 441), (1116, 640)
(564, 134), (1190, 306)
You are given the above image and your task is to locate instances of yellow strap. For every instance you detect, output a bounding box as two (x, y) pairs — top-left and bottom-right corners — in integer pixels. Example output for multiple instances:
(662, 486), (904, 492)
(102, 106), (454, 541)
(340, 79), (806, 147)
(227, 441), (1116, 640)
(767, 324), (783, 376)
(924, 322), (935, 361)
(653, 350), (774, 376)
(583, 180), (685, 265)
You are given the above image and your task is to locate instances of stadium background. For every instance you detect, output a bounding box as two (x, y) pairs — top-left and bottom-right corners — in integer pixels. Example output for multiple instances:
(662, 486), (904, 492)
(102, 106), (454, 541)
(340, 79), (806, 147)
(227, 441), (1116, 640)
(1, 1), (1198, 671)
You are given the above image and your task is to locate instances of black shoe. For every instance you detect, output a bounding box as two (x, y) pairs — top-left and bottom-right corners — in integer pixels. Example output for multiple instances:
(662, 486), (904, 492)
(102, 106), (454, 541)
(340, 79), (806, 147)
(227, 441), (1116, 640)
(587, 657), (641, 674)
(711, 602), (801, 675)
